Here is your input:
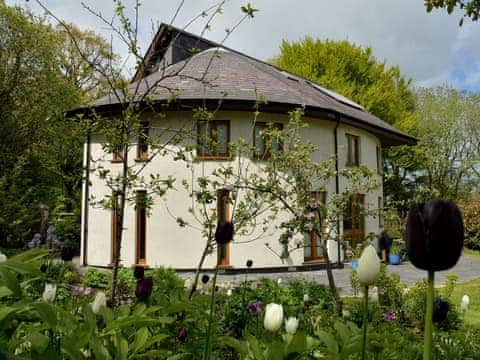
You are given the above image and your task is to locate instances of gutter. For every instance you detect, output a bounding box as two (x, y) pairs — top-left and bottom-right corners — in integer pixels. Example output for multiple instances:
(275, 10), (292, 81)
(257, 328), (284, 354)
(334, 116), (341, 266)
(82, 131), (91, 266)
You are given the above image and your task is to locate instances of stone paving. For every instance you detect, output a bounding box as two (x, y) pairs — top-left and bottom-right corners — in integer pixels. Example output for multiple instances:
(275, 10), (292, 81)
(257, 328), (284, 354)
(177, 255), (480, 296)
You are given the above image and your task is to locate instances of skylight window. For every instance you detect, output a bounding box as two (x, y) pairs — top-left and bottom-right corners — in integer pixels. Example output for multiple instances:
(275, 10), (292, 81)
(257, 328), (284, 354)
(308, 81), (364, 110)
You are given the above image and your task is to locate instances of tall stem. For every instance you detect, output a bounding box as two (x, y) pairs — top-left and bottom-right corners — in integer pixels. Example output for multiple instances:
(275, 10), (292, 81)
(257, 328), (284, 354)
(423, 270), (434, 360)
(203, 265), (218, 360)
(361, 285), (369, 360)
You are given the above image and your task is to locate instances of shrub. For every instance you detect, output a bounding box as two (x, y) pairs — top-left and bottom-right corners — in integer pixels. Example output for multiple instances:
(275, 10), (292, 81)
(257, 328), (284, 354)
(458, 197), (480, 250)
(82, 268), (109, 288)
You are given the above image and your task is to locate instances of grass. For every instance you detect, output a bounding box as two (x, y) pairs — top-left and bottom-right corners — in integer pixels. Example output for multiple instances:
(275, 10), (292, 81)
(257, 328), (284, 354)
(442, 277), (480, 329)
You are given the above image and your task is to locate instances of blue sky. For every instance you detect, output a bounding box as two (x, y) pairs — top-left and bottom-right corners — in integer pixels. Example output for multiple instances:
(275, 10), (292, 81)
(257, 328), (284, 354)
(7, 0), (480, 92)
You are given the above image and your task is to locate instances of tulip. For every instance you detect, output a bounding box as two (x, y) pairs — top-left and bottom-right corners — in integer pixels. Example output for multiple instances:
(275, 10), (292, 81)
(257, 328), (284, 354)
(201, 274), (210, 284)
(248, 299), (264, 316)
(303, 293), (310, 303)
(285, 316), (299, 334)
(246, 259), (253, 268)
(72, 285), (83, 297)
(133, 266), (145, 279)
(433, 297), (449, 323)
(405, 200), (464, 271)
(40, 264), (47, 273)
(264, 303), (283, 331)
(42, 283), (57, 302)
(84, 287), (93, 296)
(383, 310), (396, 322)
(277, 278), (282, 285)
(461, 294), (470, 312)
(226, 288), (232, 297)
(0, 252), (7, 262)
(91, 291), (106, 314)
(215, 221), (233, 245)
(135, 277), (153, 300)
(61, 246), (75, 261)
(357, 245), (380, 286)
(177, 328), (187, 342)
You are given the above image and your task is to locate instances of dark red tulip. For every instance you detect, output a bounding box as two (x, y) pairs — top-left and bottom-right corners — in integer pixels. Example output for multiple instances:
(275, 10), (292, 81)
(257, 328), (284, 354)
(405, 200), (464, 271)
(40, 264), (48, 273)
(215, 221), (233, 245)
(133, 266), (145, 279)
(201, 274), (210, 284)
(61, 246), (75, 261)
(135, 276), (153, 299)
(246, 259), (253, 268)
(433, 297), (449, 323)
(248, 299), (264, 316)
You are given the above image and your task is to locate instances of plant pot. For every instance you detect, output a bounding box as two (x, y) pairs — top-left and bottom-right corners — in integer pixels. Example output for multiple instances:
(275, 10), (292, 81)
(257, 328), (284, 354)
(389, 254), (401, 265)
(351, 260), (358, 270)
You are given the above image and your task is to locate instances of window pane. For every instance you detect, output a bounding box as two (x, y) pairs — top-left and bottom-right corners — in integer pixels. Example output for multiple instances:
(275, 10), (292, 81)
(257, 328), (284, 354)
(254, 125), (265, 156)
(215, 123), (228, 154)
(198, 122), (209, 154)
(304, 232), (312, 258)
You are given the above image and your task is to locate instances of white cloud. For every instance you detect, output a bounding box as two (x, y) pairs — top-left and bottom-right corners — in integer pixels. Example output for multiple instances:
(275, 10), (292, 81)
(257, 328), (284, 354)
(6, 0), (480, 91)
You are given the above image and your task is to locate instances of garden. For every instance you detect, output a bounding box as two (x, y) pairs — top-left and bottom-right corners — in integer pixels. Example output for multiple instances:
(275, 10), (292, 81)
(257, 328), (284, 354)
(0, 200), (478, 359)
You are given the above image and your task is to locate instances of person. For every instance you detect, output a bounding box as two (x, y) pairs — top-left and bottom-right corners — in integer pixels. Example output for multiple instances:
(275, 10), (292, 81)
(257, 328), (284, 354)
(378, 230), (392, 264)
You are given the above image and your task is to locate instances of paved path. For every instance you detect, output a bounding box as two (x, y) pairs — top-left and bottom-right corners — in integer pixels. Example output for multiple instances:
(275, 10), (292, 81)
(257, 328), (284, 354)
(179, 255), (480, 296)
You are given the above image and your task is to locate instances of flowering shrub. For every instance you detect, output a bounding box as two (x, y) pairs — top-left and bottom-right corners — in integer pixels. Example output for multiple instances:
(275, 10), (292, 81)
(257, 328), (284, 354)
(458, 197), (480, 250)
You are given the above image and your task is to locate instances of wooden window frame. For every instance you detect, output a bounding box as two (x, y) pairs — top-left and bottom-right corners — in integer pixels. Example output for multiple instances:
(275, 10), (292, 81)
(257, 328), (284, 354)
(196, 120), (230, 159)
(111, 192), (120, 265)
(343, 194), (365, 249)
(112, 148), (123, 163)
(378, 196), (384, 228)
(252, 122), (283, 160)
(303, 191), (327, 263)
(346, 134), (360, 167)
(376, 145), (383, 175)
(217, 189), (232, 268)
(136, 122), (149, 161)
(136, 190), (147, 265)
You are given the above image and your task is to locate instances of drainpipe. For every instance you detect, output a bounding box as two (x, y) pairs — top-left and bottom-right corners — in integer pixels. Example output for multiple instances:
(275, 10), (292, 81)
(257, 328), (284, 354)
(334, 116), (341, 266)
(82, 131), (91, 266)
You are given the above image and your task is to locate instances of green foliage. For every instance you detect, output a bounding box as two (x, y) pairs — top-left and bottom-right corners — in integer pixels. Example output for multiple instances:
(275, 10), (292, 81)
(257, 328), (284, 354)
(458, 196), (480, 250)
(375, 264), (405, 309)
(83, 268), (110, 289)
(425, 0), (480, 25)
(149, 267), (186, 306)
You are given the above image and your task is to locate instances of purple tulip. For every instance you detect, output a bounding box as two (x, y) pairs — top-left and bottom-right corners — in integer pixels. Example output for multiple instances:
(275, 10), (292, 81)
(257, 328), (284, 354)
(248, 299), (264, 316)
(215, 221), (234, 245)
(383, 310), (396, 322)
(61, 246), (75, 261)
(177, 328), (187, 342)
(433, 297), (449, 323)
(135, 277), (153, 299)
(84, 287), (93, 296)
(406, 200), (464, 271)
(201, 274), (210, 284)
(72, 286), (83, 296)
(133, 266), (145, 279)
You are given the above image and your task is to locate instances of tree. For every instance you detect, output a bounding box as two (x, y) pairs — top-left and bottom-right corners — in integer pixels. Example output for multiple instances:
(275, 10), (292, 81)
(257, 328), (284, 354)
(425, 0), (480, 25)
(414, 86), (480, 199)
(272, 36), (417, 219)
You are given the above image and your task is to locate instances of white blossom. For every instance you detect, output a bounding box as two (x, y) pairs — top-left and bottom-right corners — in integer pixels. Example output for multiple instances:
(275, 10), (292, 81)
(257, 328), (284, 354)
(264, 303), (283, 331)
(303, 293), (310, 303)
(91, 291), (106, 314)
(285, 316), (299, 334)
(42, 283), (57, 302)
(370, 287), (379, 302)
(227, 288), (232, 297)
(461, 294), (470, 311)
(277, 278), (282, 285)
(357, 245), (380, 286)
(0, 252), (7, 262)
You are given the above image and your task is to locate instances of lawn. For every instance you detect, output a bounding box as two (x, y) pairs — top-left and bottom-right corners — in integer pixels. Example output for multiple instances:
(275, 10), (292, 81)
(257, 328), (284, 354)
(443, 277), (480, 328)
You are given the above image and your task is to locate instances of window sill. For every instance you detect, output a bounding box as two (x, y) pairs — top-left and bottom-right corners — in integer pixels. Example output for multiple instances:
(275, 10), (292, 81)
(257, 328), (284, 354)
(195, 155), (232, 161)
(218, 264), (233, 269)
(135, 158), (149, 162)
(303, 258), (323, 265)
(110, 159), (123, 163)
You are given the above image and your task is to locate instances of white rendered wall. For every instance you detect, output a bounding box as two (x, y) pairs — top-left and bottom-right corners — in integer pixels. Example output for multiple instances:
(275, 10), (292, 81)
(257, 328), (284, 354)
(83, 110), (382, 269)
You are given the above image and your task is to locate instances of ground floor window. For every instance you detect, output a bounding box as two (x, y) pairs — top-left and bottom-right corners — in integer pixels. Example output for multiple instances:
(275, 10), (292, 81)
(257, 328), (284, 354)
(136, 190), (147, 264)
(304, 192), (327, 262)
(343, 194), (365, 250)
(217, 189), (231, 267)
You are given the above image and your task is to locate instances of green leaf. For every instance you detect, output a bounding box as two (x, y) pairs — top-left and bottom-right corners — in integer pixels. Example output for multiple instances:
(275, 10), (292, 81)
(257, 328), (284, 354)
(142, 333), (170, 349)
(167, 354), (193, 360)
(0, 260), (41, 277)
(28, 330), (50, 354)
(0, 306), (17, 323)
(287, 332), (307, 355)
(316, 330), (339, 354)
(130, 327), (149, 354)
(0, 268), (21, 297)
(33, 302), (58, 328)
(0, 285), (13, 298)
(219, 336), (248, 355)
(91, 338), (110, 360)
(246, 334), (264, 360)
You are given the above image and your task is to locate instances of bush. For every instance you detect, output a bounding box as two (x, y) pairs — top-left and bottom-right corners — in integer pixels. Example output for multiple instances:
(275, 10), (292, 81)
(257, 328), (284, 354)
(82, 268), (109, 289)
(458, 197), (480, 250)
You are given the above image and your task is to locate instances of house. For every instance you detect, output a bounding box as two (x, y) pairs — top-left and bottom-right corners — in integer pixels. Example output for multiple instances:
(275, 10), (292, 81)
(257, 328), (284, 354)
(78, 24), (415, 271)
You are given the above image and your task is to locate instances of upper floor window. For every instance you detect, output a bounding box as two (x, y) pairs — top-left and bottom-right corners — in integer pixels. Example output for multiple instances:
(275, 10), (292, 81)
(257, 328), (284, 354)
(197, 120), (230, 158)
(346, 134), (360, 167)
(253, 122), (283, 159)
(136, 122), (149, 161)
(376, 145), (383, 175)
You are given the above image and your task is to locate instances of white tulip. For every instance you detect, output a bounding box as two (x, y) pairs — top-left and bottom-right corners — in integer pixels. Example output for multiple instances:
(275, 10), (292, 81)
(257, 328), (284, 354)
(42, 283), (57, 302)
(0, 252), (7, 262)
(226, 288), (232, 297)
(91, 291), (106, 314)
(264, 303), (283, 331)
(370, 287), (379, 302)
(277, 278), (282, 285)
(285, 316), (299, 334)
(357, 245), (380, 286)
(303, 293), (310, 303)
(461, 294), (470, 311)
(183, 278), (192, 290)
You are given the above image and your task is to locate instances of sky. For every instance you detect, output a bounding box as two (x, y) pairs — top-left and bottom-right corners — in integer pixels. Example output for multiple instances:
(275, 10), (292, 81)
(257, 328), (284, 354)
(6, 0), (480, 92)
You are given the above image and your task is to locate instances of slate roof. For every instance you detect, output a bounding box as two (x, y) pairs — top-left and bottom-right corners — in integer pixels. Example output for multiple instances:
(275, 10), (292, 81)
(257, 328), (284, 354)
(84, 26), (416, 146)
